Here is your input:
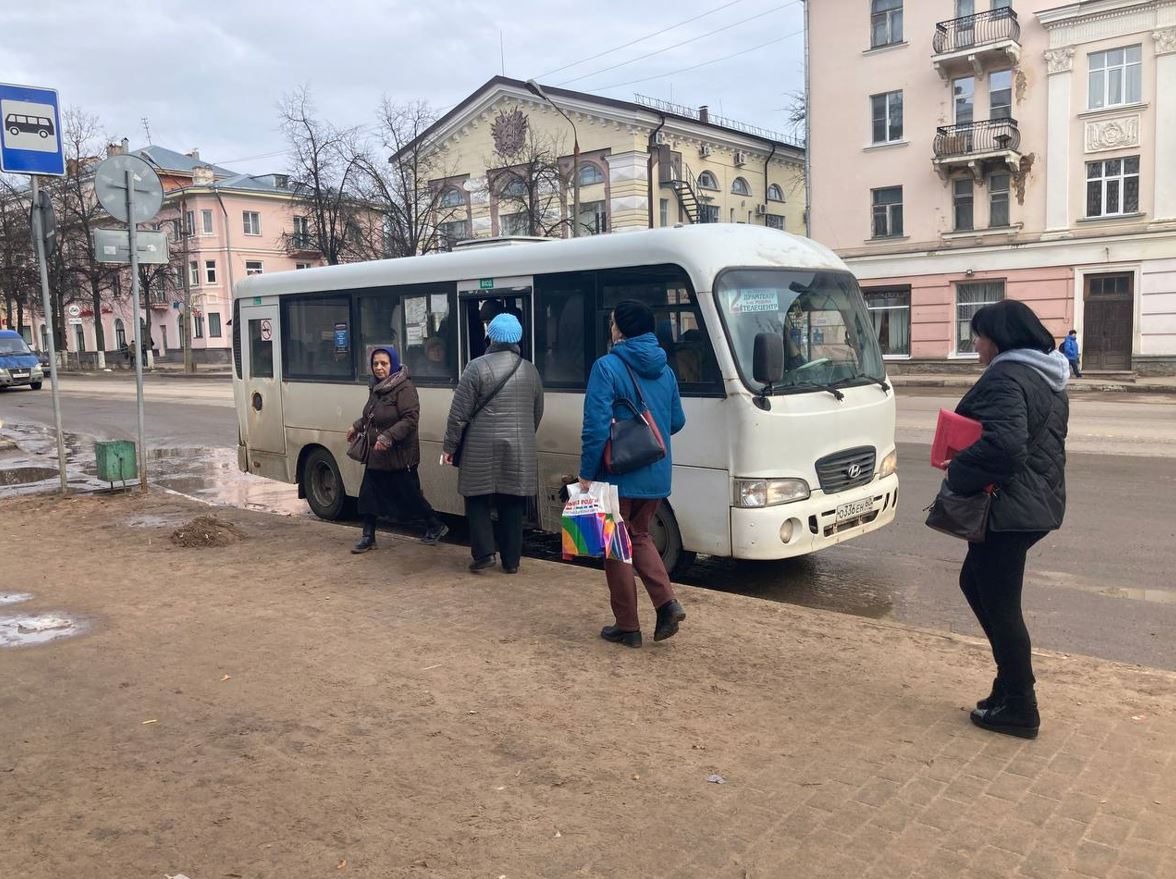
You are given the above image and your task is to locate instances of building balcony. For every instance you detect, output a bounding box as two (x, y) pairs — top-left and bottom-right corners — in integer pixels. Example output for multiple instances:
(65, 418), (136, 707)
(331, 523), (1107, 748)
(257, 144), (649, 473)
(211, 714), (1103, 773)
(148, 291), (171, 310)
(285, 234), (319, 257)
(932, 118), (1021, 178)
(932, 8), (1021, 79)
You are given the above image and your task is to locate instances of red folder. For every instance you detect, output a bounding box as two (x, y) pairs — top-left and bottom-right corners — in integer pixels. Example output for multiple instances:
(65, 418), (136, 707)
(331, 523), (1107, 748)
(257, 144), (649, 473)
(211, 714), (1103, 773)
(931, 409), (983, 470)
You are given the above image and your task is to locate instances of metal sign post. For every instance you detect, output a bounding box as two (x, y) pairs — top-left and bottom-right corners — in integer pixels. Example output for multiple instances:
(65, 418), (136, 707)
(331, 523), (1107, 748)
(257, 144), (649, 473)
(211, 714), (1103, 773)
(125, 169), (147, 491)
(29, 178), (68, 494)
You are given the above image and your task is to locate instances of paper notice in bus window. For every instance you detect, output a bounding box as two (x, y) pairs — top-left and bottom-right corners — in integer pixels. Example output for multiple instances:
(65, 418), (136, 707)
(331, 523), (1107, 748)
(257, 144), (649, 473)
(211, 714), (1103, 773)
(732, 289), (779, 314)
(406, 325), (424, 346)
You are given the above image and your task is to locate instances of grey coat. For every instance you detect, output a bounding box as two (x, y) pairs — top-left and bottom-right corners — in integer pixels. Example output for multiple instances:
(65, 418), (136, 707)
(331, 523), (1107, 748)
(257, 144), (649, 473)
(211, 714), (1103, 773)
(443, 344), (544, 497)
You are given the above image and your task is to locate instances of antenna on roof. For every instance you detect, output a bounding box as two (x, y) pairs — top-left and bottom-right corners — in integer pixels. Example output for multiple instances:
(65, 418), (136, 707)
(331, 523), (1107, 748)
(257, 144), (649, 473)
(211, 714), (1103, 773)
(499, 29), (505, 76)
(141, 117), (152, 145)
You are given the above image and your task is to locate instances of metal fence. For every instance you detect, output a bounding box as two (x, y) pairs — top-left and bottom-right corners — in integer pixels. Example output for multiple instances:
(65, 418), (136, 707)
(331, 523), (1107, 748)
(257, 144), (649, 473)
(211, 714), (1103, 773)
(933, 7), (1020, 55)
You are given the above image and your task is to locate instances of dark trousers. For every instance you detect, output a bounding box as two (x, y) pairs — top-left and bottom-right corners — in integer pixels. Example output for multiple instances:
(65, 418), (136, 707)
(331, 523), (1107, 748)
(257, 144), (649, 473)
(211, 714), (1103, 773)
(358, 467), (443, 534)
(959, 530), (1046, 697)
(465, 493), (526, 568)
(1068, 358), (1082, 378)
(605, 498), (676, 632)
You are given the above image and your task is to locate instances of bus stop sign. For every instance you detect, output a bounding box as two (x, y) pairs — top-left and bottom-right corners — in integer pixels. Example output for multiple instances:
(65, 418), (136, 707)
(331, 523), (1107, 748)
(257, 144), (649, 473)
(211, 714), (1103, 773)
(0, 82), (65, 176)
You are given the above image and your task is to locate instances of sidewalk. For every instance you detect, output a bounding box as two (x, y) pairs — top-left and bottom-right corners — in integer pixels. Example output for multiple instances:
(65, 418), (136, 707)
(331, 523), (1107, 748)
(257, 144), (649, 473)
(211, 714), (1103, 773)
(890, 372), (1176, 396)
(2, 490), (1174, 878)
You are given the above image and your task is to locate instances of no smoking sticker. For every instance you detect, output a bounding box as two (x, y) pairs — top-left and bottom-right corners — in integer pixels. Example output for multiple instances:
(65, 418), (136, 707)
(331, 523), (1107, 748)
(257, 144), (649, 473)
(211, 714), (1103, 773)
(259, 319), (272, 341)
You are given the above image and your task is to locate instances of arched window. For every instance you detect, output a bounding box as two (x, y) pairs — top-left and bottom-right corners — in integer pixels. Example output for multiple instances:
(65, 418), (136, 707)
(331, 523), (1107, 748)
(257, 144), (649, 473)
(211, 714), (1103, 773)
(578, 163), (605, 186)
(500, 175), (527, 197)
(767, 183), (785, 202)
(114, 318), (126, 349)
(731, 177), (751, 197)
(697, 170), (719, 190)
(439, 187), (464, 208)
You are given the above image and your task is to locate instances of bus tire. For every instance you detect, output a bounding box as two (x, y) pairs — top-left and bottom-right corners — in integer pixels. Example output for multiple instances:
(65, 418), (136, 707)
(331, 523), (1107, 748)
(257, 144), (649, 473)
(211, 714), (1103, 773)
(302, 447), (348, 521)
(651, 501), (695, 578)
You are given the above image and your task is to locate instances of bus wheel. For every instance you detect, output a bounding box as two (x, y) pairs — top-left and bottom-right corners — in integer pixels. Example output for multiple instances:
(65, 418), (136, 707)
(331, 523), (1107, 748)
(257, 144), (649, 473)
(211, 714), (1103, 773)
(303, 447), (347, 520)
(650, 502), (695, 578)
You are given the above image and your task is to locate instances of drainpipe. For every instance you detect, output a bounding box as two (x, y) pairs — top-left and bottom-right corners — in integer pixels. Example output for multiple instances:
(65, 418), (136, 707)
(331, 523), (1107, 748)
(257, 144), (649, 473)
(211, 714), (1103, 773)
(647, 112), (667, 227)
(803, 0), (813, 238)
(763, 141), (777, 226)
(212, 184), (236, 367)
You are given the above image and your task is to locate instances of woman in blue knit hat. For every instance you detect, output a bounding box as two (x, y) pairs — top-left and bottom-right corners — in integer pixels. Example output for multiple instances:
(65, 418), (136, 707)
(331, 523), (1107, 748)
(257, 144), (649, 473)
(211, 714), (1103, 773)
(443, 313), (544, 573)
(347, 346), (449, 553)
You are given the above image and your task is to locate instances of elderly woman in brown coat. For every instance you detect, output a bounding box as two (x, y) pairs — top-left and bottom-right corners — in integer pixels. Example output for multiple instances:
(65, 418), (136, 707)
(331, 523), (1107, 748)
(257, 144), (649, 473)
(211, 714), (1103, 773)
(347, 347), (448, 554)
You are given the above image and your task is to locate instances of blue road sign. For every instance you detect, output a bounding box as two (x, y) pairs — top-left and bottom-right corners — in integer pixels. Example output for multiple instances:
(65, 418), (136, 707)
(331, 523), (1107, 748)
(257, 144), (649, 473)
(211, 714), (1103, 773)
(0, 82), (65, 176)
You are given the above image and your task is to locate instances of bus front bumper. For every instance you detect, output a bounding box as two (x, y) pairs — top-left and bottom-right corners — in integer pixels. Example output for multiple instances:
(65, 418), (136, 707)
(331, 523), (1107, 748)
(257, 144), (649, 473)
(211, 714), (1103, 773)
(729, 474), (900, 561)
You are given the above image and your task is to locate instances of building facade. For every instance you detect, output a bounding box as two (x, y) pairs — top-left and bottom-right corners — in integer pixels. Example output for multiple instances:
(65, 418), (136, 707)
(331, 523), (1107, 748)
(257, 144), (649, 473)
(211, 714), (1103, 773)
(405, 77), (805, 247)
(809, 0), (1176, 373)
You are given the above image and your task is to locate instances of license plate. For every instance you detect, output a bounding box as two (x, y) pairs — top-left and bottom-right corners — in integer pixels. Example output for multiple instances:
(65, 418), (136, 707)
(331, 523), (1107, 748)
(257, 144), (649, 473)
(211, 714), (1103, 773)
(835, 498), (875, 522)
(11, 371), (28, 379)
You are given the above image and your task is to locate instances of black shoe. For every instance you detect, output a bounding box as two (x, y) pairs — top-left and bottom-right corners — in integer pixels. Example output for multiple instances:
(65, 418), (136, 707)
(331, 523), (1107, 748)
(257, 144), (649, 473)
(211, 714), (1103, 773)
(971, 696), (1040, 740)
(468, 556), (497, 573)
(653, 599), (686, 642)
(976, 677), (1004, 710)
(351, 522), (377, 554)
(502, 565), (519, 574)
(601, 625), (642, 648)
(421, 523), (449, 546)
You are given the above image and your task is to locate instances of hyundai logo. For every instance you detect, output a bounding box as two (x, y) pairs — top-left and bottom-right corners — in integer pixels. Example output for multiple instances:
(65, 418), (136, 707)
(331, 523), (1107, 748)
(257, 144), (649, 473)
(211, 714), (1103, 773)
(845, 463), (862, 479)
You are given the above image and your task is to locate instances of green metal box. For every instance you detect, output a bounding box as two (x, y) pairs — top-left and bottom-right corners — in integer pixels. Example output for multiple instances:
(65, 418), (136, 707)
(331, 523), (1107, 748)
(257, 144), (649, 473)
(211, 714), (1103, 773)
(95, 440), (137, 483)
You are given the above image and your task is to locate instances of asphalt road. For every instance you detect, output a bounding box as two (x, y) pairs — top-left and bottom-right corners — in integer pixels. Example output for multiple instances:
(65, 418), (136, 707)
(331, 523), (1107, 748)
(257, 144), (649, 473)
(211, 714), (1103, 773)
(3, 375), (1175, 670)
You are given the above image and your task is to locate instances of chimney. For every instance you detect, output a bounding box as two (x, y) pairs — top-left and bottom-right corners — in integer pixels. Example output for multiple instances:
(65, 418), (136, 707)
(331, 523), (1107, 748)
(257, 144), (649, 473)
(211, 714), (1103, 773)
(106, 140), (127, 157)
(192, 164), (215, 186)
(698, 105), (709, 125)
(121, 137), (129, 152)
(187, 148), (200, 161)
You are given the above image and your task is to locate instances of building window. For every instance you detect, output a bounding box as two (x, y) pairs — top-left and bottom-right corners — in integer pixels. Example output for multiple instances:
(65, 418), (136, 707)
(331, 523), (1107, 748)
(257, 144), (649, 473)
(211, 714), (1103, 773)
(731, 177), (752, 197)
(204, 260), (216, 284)
(989, 70), (1013, 120)
(870, 0), (903, 48)
(955, 0), (974, 16)
(193, 314), (204, 339)
(697, 170), (719, 190)
(766, 183), (784, 202)
(992, 0), (1011, 8)
(871, 186), (903, 238)
(953, 178), (974, 231)
(184, 211), (194, 235)
(577, 201), (608, 235)
(864, 287), (911, 356)
(209, 312), (222, 338)
(438, 219), (469, 247)
(870, 91), (903, 143)
(201, 209), (213, 234)
(1086, 156), (1140, 217)
(578, 164), (605, 186)
(698, 204), (721, 224)
(114, 318), (126, 349)
(188, 260), (199, 286)
(243, 211), (261, 236)
(292, 215), (310, 248)
(659, 198), (669, 226)
(295, 263), (311, 270)
(765, 214), (785, 230)
(956, 281), (1004, 354)
(1089, 46), (1142, 110)
(500, 212), (529, 236)
(439, 187), (465, 208)
(989, 173), (1010, 226)
(500, 175), (527, 198)
(245, 260), (264, 275)
(953, 76), (975, 124)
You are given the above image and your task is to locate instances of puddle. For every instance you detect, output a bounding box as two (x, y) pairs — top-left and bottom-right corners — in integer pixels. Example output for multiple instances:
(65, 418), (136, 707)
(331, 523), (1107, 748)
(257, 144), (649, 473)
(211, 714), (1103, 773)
(0, 466), (59, 486)
(0, 593), (33, 606)
(0, 613), (83, 647)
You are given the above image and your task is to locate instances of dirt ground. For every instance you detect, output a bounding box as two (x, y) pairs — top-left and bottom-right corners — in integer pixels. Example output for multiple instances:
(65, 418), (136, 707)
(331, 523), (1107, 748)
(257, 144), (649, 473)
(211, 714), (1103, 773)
(2, 491), (1175, 879)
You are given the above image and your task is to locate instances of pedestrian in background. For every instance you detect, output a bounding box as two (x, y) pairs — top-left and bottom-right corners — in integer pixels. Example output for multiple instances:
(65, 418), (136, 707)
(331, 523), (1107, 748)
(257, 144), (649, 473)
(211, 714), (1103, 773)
(1060, 329), (1082, 378)
(948, 300), (1069, 738)
(348, 347), (448, 554)
(443, 313), (544, 574)
(579, 299), (686, 649)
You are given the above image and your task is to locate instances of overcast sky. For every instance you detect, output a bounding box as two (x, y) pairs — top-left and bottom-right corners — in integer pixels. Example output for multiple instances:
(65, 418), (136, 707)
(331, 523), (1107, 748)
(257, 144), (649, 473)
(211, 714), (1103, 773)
(1, 0), (805, 175)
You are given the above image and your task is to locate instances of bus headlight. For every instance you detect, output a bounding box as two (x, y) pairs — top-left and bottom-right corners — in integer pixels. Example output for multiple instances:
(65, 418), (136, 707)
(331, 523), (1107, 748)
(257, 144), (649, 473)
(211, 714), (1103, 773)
(734, 478), (810, 508)
(878, 450), (898, 479)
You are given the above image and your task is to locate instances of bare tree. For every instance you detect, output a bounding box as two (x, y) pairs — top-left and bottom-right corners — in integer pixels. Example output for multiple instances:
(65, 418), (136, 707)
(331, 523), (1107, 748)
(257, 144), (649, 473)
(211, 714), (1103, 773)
(279, 86), (376, 265)
(0, 176), (39, 339)
(487, 121), (570, 238)
(783, 89), (807, 140)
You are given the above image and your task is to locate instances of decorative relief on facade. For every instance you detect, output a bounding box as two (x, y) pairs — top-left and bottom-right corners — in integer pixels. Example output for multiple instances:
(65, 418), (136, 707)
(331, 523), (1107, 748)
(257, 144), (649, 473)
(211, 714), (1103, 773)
(1085, 115), (1141, 152)
(1154, 27), (1176, 56)
(491, 108), (528, 156)
(1044, 46), (1075, 74)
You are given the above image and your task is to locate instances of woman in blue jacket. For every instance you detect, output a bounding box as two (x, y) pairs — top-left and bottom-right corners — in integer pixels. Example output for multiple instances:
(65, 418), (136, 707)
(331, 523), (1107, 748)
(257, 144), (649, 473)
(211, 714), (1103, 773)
(578, 300), (687, 648)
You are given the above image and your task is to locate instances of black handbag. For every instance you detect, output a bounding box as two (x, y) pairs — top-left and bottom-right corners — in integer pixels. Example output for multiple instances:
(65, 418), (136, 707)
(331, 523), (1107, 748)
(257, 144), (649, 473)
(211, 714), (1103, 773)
(924, 481), (993, 543)
(603, 357), (666, 475)
(347, 418), (370, 463)
(452, 355), (523, 467)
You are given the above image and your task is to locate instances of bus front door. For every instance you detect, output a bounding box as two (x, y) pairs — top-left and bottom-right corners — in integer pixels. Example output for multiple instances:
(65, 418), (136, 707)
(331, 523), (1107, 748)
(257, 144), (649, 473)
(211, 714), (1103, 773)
(240, 305), (286, 462)
(457, 278), (533, 367)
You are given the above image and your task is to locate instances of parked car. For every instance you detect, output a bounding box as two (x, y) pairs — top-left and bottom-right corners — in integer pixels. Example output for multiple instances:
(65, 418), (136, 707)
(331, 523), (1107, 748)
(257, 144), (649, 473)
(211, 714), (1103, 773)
(0, 330), (45, 390)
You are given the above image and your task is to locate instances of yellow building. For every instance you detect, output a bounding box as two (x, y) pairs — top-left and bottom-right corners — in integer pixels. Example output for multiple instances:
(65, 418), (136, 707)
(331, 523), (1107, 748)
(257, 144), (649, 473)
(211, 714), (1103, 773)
(407, 77), (805, 245)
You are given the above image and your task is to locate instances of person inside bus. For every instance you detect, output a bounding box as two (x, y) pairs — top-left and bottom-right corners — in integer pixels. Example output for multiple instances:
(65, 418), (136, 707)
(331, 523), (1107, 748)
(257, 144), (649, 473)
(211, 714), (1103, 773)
(442, 313), (544, 574)
(947, 300), (1069, 739)
(579, 299), (687, 648)
(347, 346), (449, 554)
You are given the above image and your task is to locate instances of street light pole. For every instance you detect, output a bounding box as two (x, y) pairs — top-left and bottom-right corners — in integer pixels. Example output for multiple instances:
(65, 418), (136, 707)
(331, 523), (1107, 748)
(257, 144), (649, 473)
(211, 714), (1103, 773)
(525, 79), (580, 238)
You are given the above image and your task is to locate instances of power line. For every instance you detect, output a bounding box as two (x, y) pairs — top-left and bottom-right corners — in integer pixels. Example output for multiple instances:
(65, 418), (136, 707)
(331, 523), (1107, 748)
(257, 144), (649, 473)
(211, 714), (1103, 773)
(557, 1), (800, 88)
(536, 0), (748, 80)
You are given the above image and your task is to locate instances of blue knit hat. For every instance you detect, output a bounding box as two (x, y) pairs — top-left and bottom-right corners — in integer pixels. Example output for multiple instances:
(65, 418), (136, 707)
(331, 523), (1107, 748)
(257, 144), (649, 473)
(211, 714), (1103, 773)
(486, 313), (523, 344)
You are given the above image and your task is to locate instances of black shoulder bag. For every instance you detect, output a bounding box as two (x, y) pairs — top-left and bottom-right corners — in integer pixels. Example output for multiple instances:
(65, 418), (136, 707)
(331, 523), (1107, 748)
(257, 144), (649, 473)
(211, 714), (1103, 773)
(603, 356), (667, 475)
(452, 355), (523, 467)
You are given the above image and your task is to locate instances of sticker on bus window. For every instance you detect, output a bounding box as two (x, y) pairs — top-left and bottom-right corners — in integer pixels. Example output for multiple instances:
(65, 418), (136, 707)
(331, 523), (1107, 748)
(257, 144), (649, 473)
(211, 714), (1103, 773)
(732, 289), (779, 314)
(334, 322), (349, 352)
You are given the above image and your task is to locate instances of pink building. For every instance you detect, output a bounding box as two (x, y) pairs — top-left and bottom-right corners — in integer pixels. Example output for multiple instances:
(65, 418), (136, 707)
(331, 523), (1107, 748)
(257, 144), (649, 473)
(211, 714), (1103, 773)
(808, 0), (1176, 374)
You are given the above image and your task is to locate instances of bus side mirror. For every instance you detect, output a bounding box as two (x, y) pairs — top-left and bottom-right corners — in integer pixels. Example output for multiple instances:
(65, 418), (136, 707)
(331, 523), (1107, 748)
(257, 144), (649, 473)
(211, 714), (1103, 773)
(752, 333), (785, 385)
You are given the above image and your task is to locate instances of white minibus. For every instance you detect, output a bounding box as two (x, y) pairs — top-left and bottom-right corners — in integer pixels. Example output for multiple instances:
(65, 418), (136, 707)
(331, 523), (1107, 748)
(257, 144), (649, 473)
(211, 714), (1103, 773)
(232, 224), (898, 573)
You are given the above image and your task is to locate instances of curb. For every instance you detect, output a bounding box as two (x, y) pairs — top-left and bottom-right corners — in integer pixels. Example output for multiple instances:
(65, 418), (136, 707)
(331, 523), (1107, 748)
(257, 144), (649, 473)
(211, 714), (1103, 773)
(891, 379), (1176, 396)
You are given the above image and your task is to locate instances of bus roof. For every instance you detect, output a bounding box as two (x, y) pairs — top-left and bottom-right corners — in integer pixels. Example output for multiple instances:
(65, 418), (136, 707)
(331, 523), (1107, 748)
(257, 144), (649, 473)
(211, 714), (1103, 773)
(233, 225), (852, 301)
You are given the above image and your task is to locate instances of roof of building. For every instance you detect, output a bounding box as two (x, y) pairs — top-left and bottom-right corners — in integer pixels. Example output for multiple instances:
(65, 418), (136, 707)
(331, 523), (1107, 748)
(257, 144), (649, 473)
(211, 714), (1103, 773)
(395, 76), (806, 162)
(133, 145), (237, 178)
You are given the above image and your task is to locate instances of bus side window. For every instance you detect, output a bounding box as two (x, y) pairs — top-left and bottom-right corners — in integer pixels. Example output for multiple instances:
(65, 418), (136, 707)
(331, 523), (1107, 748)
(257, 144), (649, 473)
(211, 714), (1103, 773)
(535, 272), (591, 389)
(282, 294), (353, 380)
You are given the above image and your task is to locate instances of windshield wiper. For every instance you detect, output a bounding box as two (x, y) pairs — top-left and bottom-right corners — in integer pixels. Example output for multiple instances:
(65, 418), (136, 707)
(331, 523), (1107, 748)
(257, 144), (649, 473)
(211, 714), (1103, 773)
(775, 380), (845, 401)
(832, 375), (891, 393)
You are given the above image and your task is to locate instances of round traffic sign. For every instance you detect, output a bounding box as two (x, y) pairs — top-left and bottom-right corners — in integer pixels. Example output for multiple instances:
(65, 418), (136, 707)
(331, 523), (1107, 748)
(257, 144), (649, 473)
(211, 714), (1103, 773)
(94, 155), (163, 224)
(67, 303), (81, 317)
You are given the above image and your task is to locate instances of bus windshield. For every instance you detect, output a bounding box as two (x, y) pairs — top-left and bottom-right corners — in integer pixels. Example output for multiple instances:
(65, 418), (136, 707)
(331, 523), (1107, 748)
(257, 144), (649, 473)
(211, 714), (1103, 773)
(716, 268), (886, 393)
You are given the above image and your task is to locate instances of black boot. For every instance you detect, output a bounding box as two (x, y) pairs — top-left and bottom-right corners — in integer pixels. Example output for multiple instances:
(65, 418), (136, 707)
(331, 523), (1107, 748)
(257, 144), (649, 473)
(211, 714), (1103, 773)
(976, 676), (1004, 710)
(352, 518), (377, 554)
(653, 599), (686, 642)
(971, 693), (1040, 739)
(601, 625), (642, 648)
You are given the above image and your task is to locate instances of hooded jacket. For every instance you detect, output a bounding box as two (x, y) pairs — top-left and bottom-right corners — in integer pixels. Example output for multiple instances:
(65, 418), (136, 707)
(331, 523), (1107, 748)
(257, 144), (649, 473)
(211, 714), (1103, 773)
(353, 368), (421, 471)
(580, 332), (686, 499)
(948, 349), (1070, 533)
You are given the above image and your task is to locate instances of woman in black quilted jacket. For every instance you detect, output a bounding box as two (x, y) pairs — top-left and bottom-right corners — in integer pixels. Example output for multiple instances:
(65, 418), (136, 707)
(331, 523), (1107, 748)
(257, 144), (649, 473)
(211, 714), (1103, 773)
(947, 300), (1070, 739)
